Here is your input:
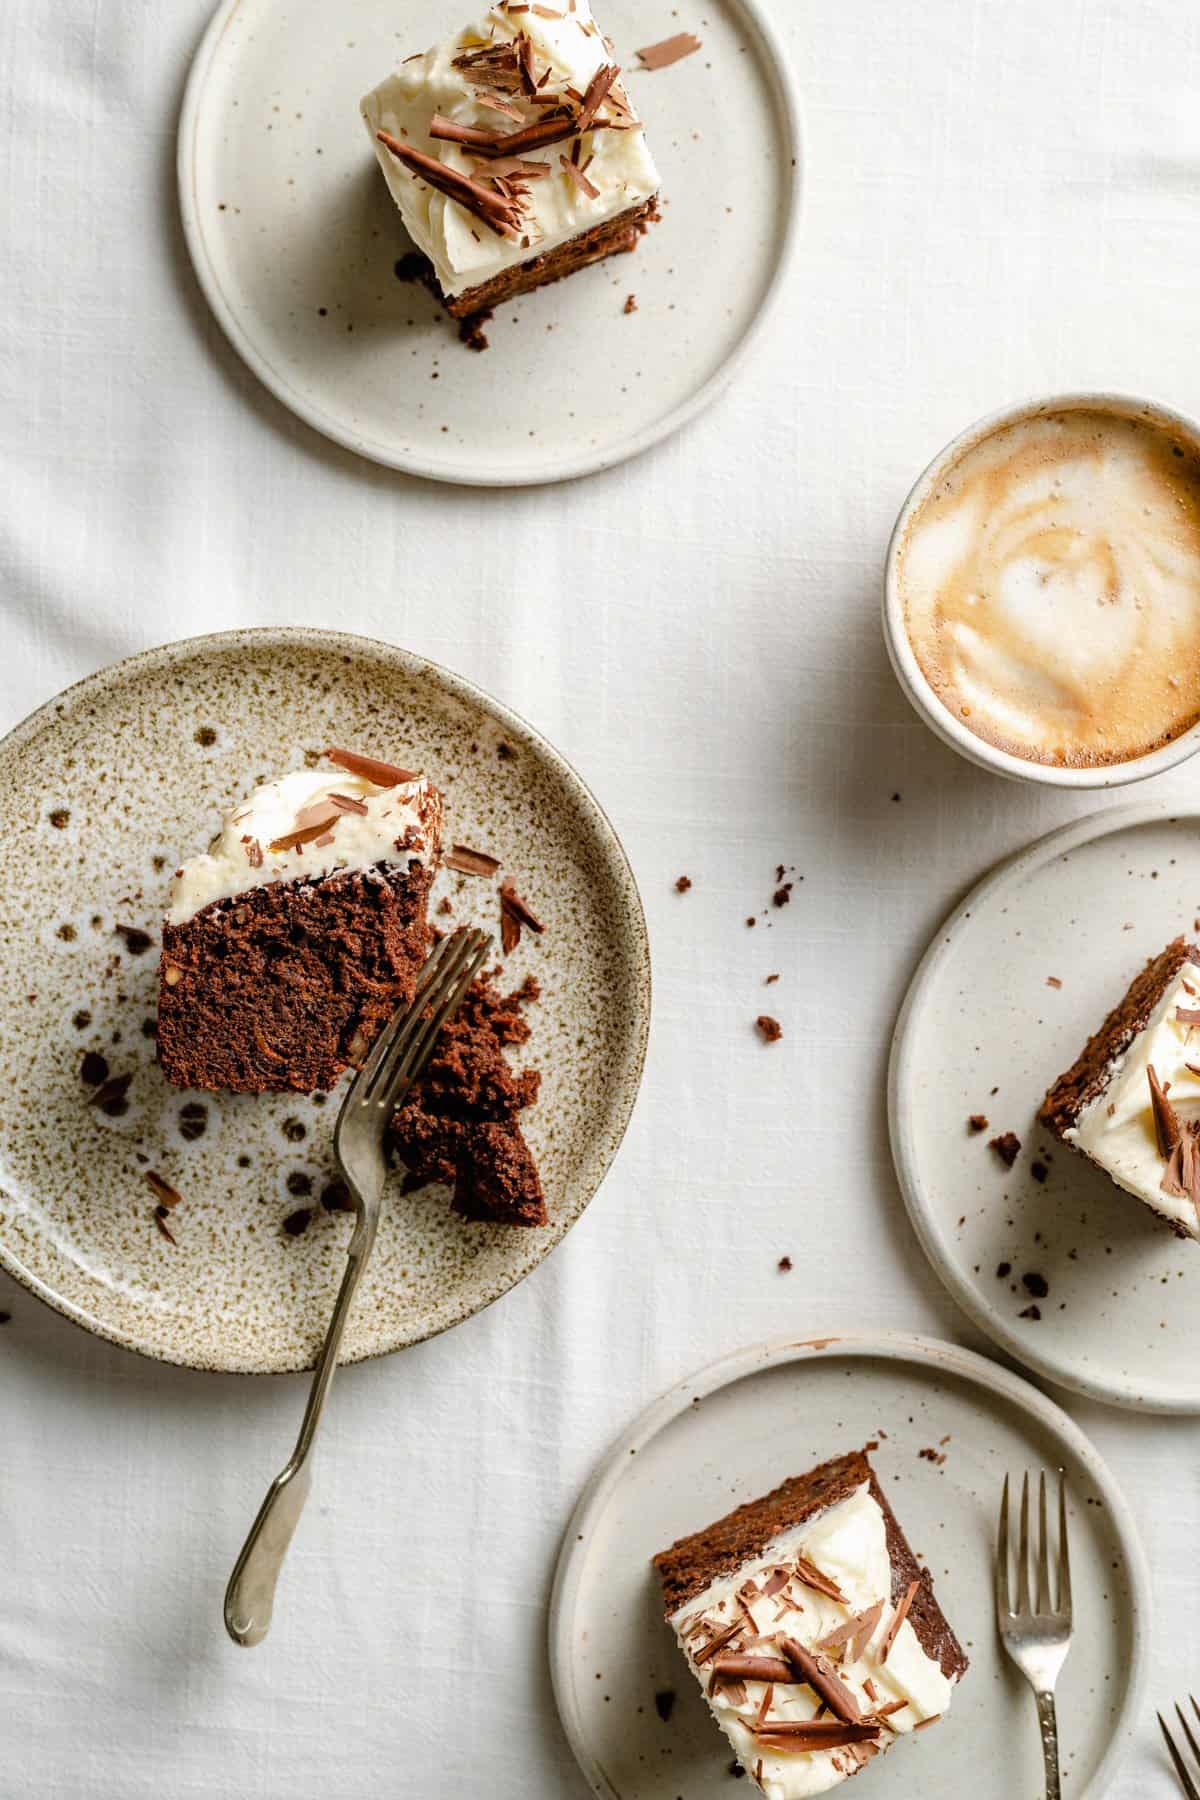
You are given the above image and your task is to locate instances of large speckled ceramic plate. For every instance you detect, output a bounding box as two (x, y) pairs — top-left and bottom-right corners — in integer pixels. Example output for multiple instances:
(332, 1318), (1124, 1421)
(891, 802), (1200, 1412)
(177, 0), (801, 485)
(550, 1335), (1148, 1800)
(0, 628), (649, 1373)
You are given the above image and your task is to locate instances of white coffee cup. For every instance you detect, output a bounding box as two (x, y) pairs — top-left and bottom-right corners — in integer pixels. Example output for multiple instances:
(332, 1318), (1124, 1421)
(883, 391), (1200, 788)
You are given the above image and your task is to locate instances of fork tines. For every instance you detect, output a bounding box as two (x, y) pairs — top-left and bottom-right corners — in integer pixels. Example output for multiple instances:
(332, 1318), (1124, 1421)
(1160, 1698), (1200, 1798)
(996, 1470), (1072, 1620)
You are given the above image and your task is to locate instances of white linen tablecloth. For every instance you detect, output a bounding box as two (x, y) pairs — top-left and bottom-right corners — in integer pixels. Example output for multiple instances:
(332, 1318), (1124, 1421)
(2, 0), (1199, 1794)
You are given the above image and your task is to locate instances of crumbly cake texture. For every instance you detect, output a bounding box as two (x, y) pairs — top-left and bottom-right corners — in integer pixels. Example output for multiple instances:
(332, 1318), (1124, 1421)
(362, 0), (660, 325)
(1040, 937), (1200, 1239)
(157, 751), (442, 1095)
(390, 971), (546, 1227)
(1040, 938), (1199, 1131)
(653, 1451), (967, 1795)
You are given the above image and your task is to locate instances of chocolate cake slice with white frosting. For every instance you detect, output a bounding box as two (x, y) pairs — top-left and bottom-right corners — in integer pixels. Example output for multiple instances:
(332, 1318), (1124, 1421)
(653, 1451), (967, 1796)
(361, 0), (660, 326)
(1040, 936), (1200, 1241)
(157, 748), (442, 1094)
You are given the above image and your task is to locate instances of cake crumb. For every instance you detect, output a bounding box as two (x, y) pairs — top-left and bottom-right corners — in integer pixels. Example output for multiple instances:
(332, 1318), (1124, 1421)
(675, 875), (692, 893)
(459, 308), (493, 352)
(654, 1690), (676, 1723)
(919, 1447), (947, 1466)
(1023, 1271), (1049, 1298)
(996, 1261), (1012, 1278)
(989, 1131), (1021, 1167)
(778, 1255), (793, 1272)
(746, 916), (756, 928)
(756, 1015), (783, 1044)
(1031, 1160), (1048, 1183)
(1046, 976), (1063, 989)
(1019, 1304), (1042, 1321)
(968, 1113), (989, 1133)
(283, 1208), (313, 1238)
(772, 884), (793, 908)
(624, 293), (638, 314)
(765, 973), (779, 985)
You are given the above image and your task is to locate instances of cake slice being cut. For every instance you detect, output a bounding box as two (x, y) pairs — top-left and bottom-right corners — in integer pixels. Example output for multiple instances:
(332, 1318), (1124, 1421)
(157, 749), (442, 1094)
(1040, 935), (1200, 1241)
(360, 0), (660, 325)
(653, 1451), (967, 1796)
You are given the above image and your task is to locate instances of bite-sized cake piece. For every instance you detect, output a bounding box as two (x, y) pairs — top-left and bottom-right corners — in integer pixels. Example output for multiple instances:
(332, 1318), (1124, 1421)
(653, 1451), (967, 1797)
(391, 972), (545, 1226)
(1040, 937), (1200, 1241)
(158, 749), (442, 1094)
(361, 0), (660, 322)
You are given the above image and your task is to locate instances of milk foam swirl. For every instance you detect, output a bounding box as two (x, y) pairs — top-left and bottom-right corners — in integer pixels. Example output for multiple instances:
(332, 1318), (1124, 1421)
(899, 409), (1200, 766)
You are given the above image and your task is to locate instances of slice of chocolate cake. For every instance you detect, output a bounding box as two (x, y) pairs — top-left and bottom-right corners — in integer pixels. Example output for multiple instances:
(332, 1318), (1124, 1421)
(157, 749), (442, 1094)
(360, 0), (660, 330)
(1040, 936), (1200, 1240)
(653, 1450), (967, 1795)
(390, 972), (546, 1226)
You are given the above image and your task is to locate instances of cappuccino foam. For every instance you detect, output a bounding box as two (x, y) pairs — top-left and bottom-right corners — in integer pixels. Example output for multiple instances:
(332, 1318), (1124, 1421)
(898, 408), (1200, 766)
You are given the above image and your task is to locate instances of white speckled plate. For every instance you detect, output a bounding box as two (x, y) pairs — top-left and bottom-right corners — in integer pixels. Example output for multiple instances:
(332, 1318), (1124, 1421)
(177, 0), (801, 485)
(550, 1334), (1147, 1800)
(891, 802), (1200, 1413)
(0, 628), (649, 1373)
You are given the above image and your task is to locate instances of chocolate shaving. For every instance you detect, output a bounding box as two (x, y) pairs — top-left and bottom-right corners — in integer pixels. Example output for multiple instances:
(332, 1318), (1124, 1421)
(327, 793), (370, 816)
(693, 1620), (742, 1666)
(472, 155), (552, 179)
(779, 1639), (861, 1723)
(473, 91), (526, 121)
(377, 132), (523, 235)
(755, 1684), (775, 1729)
(90, 1073), (132, 1110)
(153, 1209), (177, 1245)
(792, 1557), (847, 1605)
(711, 1655), (795, 1685)
(429, 112), (512, 150)
(472, 114), (585, 158)
(1148, 1063), (1181, 1157)
(1178, 1009), (1200, 1025)
(560, 153), (600, 198)
(324, 746), (419, 787)
(635, 32), (702, 69)
(146, 1170), (182, 1210)
(577, 62), (620, 132)
(879, 1582), (919, 1663)
(268, 814), (341, 854)
(445, 845), (502, 877)
(501, 905), (521, 956)
(762, 1569), (790, 1598)
(816, 1600), (885, 1661)
(241, 834), (264, 867)
(500, 882), (545, 933)
(752, 1722), (879, 1753)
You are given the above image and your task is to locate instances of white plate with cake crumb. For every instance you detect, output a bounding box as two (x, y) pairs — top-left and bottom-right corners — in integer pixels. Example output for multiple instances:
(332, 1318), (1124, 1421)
(0, 628), (649, 1372)
(550, 1334), (1147, 1800)
(177, 0), (801, 485)
(891, 801), (1200, 1412)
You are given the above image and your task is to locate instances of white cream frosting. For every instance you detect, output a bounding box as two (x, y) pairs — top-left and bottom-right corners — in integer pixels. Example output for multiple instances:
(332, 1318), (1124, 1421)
(360, 0), (660, 299)
(670, 1483), (956, 1799)
(165, 766), (441, 927)
(1067, 957), (1200, 1239)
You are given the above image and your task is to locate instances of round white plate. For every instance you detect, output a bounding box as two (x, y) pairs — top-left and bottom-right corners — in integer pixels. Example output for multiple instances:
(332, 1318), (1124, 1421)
(178, 0), (801, 485)
(550, 1334), (1146, 1800)
(0, 628), (650, 1373)
(550, 1332), (1144, 1800)
(891, 801), (1200, 1412)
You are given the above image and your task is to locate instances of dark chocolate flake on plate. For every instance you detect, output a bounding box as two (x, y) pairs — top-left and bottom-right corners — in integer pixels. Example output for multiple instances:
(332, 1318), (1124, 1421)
(146, 1170), (182, 1210)
(80, 1050), (110, 1087)
(445, 845), (501, 877)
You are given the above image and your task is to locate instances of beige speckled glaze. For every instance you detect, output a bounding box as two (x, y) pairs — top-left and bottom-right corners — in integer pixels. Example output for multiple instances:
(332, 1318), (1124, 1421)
(0, 629), (650, 1373)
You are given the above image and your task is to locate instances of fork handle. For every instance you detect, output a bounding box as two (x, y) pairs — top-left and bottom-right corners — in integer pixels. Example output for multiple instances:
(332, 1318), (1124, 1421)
(224, 1207), (376, 1647)
(1036, 1691), (1061, 1799)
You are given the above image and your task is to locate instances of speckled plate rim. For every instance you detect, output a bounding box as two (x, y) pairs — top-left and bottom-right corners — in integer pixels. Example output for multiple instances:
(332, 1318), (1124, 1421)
(890, 799), (1200, 1414)
(176, 0), (804, 488)
(0, 625), (651, 1372)
(548, 1331), (1150, 1800)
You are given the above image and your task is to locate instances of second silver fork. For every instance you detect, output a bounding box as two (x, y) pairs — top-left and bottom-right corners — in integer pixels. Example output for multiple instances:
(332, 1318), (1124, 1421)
(223, 926), (492, 1648)
(996, 1471), (1074, 1799)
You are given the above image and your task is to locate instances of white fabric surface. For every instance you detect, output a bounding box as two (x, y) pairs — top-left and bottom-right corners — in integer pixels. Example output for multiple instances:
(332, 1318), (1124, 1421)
(2, 0), (1199, 1794)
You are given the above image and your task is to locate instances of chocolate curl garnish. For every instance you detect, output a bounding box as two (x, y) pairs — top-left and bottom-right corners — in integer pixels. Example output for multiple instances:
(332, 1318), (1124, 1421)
(635, 32), (703, 69)
(269, 814), (341, 854)
(576, 61), (620, 132)
(324, 746), (420, 787)
(429, 113), (510, 150)
(472, 155), (552, 179)
(1180, 1008), (1200, 1024)
(560, 154), (600, 199)
(1148, 1063), (1181, 1157)
(692, 1620), (742, 1666)
(500, 882), (545, 933)
(473, 92), (525, 121)
(816, 1599), (885, 1662)
(241, 834), (264, 867)
(445, 846), (501, 877)
(710, 1655), (795, 1685)
(154, 1210), (178, 1245)
(779, 1638), (862, 1723)
(471, 114), (584, 158)
(516, 30), (539, 95)
(761, 1569), (789, 1598)
(375, 133), (523, 237)
(146, 1171), (182, 1210)
(754, 1683), (775, 1729)
(752, 1721), (879, 1754)
(792, 1556), (848, 1605)
(879, 1581), (920, 1664)
(328, 793), (370, 817)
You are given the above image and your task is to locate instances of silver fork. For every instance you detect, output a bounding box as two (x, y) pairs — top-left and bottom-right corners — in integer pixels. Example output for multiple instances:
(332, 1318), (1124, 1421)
(223, 926), (492, 1647)
(995, 1471), (1074, 1799)
(1160, 1697), (1200, 1796)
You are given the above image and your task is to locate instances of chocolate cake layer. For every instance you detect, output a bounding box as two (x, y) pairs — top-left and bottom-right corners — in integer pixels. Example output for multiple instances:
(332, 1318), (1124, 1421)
(653, 1449), (968, 1682)
(437, 198), (657, 318)
(1040, 938), (1200, 1136)
(158, 864), (433, 1094)
(391, 972), (545, 1227)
